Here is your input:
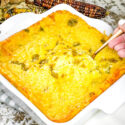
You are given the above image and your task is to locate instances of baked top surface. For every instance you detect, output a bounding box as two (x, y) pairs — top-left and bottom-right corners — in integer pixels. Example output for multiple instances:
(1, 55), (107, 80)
(0, 10), (125, 122)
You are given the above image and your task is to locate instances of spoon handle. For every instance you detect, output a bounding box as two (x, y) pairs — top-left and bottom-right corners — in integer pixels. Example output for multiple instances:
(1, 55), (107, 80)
(94, 29), (123, 56)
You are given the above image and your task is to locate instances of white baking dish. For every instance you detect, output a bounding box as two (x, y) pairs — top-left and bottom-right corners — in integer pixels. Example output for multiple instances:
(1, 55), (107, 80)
(0, 4), (125, 125)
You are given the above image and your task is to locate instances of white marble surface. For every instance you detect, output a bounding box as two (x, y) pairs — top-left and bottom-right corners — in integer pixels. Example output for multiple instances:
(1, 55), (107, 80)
(0, 0), (125, 124)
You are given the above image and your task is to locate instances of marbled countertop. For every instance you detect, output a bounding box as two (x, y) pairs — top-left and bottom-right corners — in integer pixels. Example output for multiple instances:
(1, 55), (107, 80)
(0, 0), (125, 125)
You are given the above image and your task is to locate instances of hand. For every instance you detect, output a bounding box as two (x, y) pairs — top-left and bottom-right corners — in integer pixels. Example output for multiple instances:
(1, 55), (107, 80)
(108, 23), (125, 58)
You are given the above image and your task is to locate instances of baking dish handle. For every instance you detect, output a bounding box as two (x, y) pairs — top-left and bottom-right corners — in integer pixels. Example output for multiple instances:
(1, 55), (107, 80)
(94, 75), (125, 114)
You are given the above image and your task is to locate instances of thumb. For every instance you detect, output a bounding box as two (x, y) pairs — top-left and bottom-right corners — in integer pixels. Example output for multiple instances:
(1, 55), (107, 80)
(113, 23), (125, 35)
(119, 23), (125, 32)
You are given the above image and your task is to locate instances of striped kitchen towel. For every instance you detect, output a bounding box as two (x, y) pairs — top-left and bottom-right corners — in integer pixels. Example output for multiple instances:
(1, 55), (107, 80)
(0, 82), (23, 111)
(0, 82), (46, 125)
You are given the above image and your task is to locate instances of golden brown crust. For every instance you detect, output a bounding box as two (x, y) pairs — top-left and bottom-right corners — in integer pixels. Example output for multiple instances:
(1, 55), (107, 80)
(0, 10), (125, 123)
(105, 63), (125, 85)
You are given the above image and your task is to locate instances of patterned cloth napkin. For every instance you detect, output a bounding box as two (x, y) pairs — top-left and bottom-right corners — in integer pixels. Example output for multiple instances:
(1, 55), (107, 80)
(0, 82), (22, 111)
(0, 82), (46, 125)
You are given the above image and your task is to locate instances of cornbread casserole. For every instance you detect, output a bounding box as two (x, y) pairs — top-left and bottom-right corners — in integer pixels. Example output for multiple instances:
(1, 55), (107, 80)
(0, 10), (125, 123)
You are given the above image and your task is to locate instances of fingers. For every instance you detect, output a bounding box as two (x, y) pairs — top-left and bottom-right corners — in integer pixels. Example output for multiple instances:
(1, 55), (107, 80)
(108, 34), (125, 58)
(113, 27), (120, 35)
(118, 49), (125, 58)
(114, 42), (125, 51)
(113, 23), (125, 35)
(108, 23), (125, 58)
(108, 34), (125, 49)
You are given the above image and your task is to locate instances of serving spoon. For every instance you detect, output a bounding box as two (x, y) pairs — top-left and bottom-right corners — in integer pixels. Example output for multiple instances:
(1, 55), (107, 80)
(92, 29), (123, 59)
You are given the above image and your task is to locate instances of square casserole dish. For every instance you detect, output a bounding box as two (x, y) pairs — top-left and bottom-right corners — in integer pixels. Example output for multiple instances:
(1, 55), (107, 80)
(0, 4), (125, 125)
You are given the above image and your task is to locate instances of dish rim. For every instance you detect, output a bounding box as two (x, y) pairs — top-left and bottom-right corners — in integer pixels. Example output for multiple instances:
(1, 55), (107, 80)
(0, 4), (125, 125)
